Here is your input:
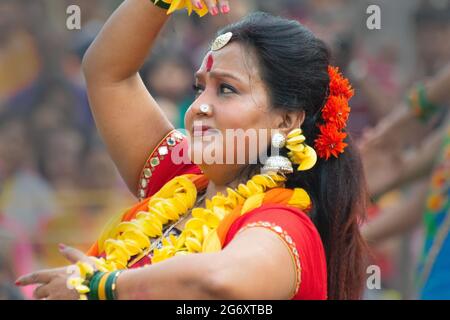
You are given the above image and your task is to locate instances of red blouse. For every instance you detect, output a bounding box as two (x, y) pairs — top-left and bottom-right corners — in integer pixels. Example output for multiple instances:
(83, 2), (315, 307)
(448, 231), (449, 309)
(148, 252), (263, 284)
(136, 130), (328, 300)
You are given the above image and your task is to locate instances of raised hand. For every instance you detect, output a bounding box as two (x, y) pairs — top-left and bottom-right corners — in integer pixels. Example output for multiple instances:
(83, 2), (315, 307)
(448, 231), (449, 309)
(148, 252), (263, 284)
(189, 0), (230, 15)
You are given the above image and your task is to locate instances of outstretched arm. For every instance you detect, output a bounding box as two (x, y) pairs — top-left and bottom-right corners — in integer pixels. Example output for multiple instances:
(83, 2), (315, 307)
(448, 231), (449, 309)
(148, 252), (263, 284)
(17, 228), (297, 300)
(361, 63), (450, 196)
(116, 228), (297, 299)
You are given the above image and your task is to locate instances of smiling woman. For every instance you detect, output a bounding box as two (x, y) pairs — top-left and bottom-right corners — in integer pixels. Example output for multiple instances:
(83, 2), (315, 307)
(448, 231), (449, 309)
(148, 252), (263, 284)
(16, 0), (368, 300)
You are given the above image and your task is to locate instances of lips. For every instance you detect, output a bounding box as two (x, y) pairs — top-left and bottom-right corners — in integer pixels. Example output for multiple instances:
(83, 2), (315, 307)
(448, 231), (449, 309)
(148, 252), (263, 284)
(192, 124), (218, 136)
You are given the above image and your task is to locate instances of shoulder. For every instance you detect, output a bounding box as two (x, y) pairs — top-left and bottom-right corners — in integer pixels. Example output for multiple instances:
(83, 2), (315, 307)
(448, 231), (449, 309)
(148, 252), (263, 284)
(137, 130), (202, 199)
(224, 203), (321, 243)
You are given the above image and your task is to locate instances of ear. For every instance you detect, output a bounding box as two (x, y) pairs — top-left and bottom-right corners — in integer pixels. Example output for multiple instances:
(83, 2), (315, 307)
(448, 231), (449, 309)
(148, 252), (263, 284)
(274, 110), (306, 135)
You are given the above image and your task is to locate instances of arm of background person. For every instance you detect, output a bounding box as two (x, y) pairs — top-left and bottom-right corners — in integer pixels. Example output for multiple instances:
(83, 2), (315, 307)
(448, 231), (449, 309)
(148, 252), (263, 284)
(361, 62), (450, 197)
(391, 125), (446, 191)
(361, 178), (429, 245)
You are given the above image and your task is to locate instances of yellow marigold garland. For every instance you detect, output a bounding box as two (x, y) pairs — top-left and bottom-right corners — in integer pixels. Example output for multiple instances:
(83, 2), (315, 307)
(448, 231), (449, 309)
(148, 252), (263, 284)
(70, 172), (312, 299)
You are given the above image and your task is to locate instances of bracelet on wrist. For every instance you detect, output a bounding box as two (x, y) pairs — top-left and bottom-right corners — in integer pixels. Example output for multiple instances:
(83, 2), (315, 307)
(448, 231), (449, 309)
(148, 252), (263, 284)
(150, 0), (171, 10)
(406, 83), (441, 122)
(88, 270), (122, 300)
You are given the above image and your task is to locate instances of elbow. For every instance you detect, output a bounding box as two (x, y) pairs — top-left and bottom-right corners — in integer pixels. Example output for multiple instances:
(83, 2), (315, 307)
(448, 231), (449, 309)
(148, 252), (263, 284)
(81, 46), (96, 82)
(81, 41), (107, 84)
(201, 262), (239, 300)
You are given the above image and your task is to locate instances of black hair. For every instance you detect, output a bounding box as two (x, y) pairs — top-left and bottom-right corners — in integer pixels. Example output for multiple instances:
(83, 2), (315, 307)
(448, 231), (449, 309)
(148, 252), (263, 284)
(219, 12), (368, 300)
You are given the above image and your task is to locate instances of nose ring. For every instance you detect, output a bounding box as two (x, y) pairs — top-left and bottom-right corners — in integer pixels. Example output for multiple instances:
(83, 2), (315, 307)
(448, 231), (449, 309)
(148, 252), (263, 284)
(199, 104), (211, 114)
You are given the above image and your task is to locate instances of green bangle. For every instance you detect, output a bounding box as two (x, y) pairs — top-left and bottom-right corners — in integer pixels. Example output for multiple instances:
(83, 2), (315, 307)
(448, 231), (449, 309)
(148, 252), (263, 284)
(417, 83), (440, 120)
(150, 0), (171, 10)
(88, 271), (105, 300)
(407, 83), (441, 122)
(105, 271), (122, 300)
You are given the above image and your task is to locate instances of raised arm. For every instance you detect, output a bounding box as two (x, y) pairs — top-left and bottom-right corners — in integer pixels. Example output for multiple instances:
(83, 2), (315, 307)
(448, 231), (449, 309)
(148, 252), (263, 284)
(361, 63), (450, 196)
(82, 0), (174, 195)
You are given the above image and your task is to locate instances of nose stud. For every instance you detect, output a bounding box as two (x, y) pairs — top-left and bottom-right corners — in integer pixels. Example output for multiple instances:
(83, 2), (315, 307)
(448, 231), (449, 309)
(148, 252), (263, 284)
(199, 104), (211, 114)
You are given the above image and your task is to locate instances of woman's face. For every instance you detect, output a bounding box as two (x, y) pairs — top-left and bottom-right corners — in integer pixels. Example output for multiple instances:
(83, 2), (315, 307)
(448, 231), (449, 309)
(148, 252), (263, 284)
(184, 42), (301, 184)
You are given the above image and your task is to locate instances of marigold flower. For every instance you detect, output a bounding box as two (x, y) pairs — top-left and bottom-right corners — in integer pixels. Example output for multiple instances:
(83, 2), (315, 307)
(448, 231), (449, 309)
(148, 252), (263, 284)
(322, 95), (351, 130)
(328, 66), (354, 100)
(314, 66), (353, 159)
(314, 123), (348, 160)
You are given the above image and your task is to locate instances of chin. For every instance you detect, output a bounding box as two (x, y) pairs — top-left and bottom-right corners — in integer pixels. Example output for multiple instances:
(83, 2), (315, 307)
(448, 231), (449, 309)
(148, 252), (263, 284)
(189, 140), (228, 166)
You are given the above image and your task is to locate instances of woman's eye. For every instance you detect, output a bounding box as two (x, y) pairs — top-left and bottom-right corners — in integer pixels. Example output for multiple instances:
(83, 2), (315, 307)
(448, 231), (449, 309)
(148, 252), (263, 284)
(220, 84), (237, 95)
(193, 83), (237, 97)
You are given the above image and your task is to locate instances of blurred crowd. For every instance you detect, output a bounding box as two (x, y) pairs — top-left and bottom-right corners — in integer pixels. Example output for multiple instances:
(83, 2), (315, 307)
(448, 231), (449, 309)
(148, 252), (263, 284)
(0, 0), (449, 299)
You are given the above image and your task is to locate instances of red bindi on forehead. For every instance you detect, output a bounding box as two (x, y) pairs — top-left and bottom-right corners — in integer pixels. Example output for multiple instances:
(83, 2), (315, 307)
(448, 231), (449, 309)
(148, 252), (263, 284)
(206, 54), (214, 72)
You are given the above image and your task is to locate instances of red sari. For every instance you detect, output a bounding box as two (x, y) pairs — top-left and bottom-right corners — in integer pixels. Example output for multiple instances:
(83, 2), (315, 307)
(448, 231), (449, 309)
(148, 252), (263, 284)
(88, 130), (328, 300)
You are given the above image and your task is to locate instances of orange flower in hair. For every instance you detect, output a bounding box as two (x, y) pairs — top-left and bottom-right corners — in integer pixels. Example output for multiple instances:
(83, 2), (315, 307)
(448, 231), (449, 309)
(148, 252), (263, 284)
(321, 95), (350, 130)
(314, 66), (353, 159)
(314, 123), (348, 160)
(328, 66), (354, 100)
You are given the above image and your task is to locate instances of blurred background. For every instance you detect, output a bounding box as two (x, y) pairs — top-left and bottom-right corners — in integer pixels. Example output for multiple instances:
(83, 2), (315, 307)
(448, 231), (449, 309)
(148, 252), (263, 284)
(0, 0), (449, 300)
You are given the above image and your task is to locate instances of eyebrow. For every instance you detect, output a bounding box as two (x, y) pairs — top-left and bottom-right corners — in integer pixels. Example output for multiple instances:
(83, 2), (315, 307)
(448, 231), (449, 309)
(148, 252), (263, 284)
(195, 70), (245, 84)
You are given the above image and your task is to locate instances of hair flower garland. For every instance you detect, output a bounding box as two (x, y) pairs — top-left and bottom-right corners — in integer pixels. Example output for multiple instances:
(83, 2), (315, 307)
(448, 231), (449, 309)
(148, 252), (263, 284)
(314, 66), (354, 160)
(314, 123), (348, 160)
(328, 65), (354, 100)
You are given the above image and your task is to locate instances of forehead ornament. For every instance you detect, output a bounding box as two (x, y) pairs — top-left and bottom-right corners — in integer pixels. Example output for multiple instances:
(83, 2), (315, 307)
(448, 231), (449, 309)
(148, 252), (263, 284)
(211, 32), (233, 51)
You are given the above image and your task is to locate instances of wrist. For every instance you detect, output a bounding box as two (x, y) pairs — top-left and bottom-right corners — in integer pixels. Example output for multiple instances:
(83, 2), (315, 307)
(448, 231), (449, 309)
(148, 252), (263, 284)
(148, 0), (209, 16)
(406, 83), (441, 122)
(149, 0), (171, 10)
(88, 270), (123, 300)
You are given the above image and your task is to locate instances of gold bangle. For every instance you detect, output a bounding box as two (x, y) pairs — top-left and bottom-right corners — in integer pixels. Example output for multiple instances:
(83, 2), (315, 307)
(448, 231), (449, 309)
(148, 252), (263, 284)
(97, 272), (109, 300)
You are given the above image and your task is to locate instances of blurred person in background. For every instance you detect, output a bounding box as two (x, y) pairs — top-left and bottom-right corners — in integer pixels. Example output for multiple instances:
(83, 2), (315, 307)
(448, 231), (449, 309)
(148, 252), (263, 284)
(0, 214), (32, 299)
(0, 114), (55, 299)
(142, 55), (195, 128)
(356, 0), (450, 298)
(37, 126), (85, 192)
(0, 114), (56, 240)
(41, 141), (134, 269)
(0, 251), (24, 300)
(414, 0), (450, 77)
(361, 62), (450, 299)
(0, 0), (42, 115)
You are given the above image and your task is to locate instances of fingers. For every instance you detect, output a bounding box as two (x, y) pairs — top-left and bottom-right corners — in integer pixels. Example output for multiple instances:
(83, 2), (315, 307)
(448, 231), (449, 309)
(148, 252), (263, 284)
(16, 269), (56, 286)
(58, 244), (89, 264)
(189, 0), (230, 16)
(217, 0), (230, 14)
(202, 0), (218, 15)
(43, 275), (81, 300)
(33, 284), (50, 300)
(190, 0), (205, 10)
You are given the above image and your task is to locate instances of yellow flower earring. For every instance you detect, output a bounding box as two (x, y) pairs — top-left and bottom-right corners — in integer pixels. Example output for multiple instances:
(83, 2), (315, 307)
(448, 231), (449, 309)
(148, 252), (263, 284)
(285, 128), (317, 171)
(261, 128), (317, 175)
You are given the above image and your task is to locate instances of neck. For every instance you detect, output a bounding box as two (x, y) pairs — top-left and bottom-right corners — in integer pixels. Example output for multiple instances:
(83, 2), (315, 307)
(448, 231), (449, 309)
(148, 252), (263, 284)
(204, 181), (231, 201)
(201, 165), (255, 202)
